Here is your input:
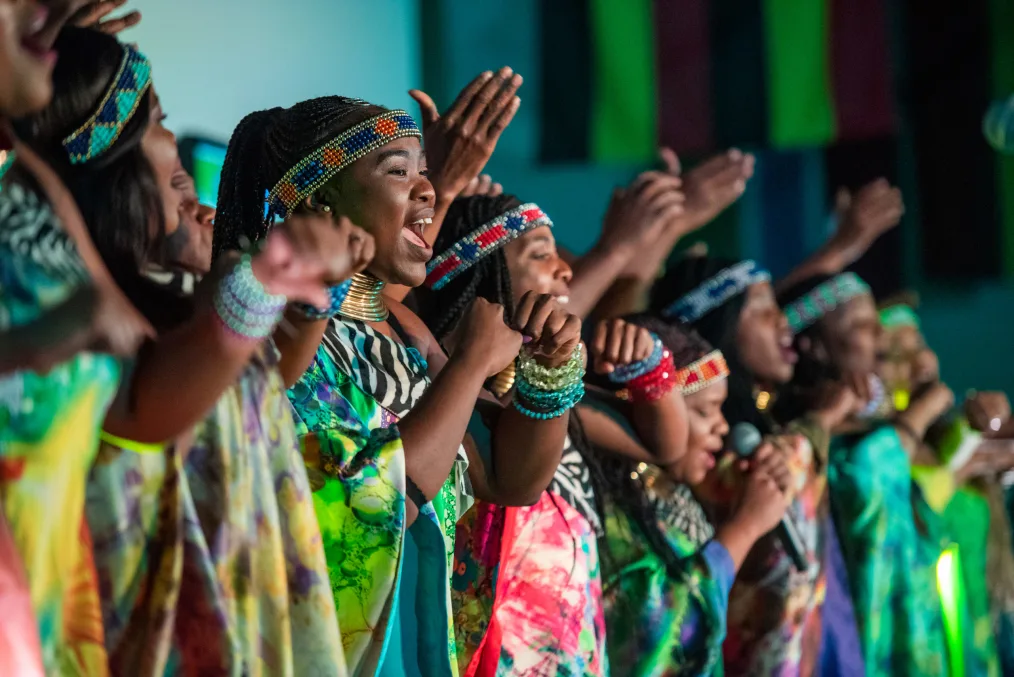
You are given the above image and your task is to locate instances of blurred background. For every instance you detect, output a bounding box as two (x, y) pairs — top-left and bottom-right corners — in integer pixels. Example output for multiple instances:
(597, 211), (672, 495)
(128, 0), (1014, 395)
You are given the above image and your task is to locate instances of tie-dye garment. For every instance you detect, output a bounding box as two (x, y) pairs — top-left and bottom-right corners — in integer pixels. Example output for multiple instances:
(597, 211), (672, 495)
(829, 426), (952, 676)
(0, 180), (120, 675)
(601, 472), (734, 676)
(454, 443), (608, 677)
(289, 316), (471, 676)
(720, 424), (828, 676)
(0, 508), (44, 676)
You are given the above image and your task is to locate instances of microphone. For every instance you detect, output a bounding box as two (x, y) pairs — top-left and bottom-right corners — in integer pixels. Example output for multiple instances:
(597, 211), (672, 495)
(730, 422), (810, 573)
(984, 95), (1014, 154)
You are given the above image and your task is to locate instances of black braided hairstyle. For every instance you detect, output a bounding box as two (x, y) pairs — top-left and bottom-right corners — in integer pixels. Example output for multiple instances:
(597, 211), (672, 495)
(14, 27), (190, 332)
(648, 255), (773, 435)
(213, 96), (384, 259)
(769, 273), (840, 426)
(415, 194), (520, 340)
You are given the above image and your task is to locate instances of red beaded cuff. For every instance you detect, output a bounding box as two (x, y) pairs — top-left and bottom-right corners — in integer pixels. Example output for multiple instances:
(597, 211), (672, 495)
(617, 350), (678, 403)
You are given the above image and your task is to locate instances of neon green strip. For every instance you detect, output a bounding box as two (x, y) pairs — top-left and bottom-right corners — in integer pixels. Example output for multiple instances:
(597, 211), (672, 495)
(937, 545), (966, 677)
(763, 0), (836, 147)
(99, 430), (166, 454)
(988, 0), (1014, 275)
(589, 0), (657, 162)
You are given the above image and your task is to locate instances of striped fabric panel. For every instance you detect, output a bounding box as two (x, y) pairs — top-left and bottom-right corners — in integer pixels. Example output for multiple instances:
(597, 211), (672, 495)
(319, 318), (430, 419)
(763, 0), (836, 148)
(589, 0), (657, 162)
(654, 0), (712, 155)
(829, 0), (896, 141)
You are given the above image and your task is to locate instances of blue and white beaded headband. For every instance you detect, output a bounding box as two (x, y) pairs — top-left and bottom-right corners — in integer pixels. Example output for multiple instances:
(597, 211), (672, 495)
(425, 203), (553, 290)
(661, 260), (771, 324)
(784, 272), (871, 335)
(62, 44), (152, 165)
(265, 109), (421, 223)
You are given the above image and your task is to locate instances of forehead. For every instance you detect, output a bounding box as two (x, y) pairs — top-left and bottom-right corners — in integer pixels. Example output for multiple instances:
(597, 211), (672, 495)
(685, 378), (728, 405)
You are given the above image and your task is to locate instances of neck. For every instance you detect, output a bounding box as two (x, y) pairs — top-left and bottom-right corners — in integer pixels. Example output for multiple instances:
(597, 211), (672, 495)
(338, 272), (389, 322)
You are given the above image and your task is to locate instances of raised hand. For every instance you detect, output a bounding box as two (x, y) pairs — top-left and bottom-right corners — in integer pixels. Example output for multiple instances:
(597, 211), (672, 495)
(735, 461), (791, 538)
(458, 173), (504, 198)
(250, 214), (374, 309)
(590, 318), (655, 375)
(409, 67), (522, 201)
(71, 0), (141, 34)
(667, 147), (755, 231)
(598, 171), (685, 255)
(90, 281), (154, 356)
(512, 291), (583, 368)
(830, 178), (904, 262)
(965, 391), (1011, 434)
(456, 298), (524, 378)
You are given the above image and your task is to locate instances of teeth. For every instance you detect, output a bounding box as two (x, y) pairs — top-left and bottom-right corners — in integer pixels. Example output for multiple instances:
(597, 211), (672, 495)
(423, 218), (433, 225)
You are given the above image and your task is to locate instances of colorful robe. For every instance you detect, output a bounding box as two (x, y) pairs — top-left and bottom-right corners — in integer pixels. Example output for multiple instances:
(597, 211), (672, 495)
(602, 474), (734, 676)
(453, 442), (608, 677)
(289, 317), (471, 676)
(82, 263), (344, 675)
(0, 180), (120, 675)
(829, 426), (952, 676)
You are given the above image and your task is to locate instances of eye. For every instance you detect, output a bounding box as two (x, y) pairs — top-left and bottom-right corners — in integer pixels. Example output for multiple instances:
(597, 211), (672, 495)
(387, 167), (408, 176)
(420, 168), (430, 177)
(531, 251), (551, 261)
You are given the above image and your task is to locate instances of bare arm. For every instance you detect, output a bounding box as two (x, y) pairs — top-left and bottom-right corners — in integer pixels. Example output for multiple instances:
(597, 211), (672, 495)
(273, 310), (329, 388)
(0, 286), (96, 376)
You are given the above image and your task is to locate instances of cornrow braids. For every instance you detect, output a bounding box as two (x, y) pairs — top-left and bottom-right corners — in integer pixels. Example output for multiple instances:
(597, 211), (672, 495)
(212, 96), (382, 259)
(415, 194), (523, 341)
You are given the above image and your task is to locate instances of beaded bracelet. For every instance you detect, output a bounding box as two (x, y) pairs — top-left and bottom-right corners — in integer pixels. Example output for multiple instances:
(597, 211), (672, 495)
(212, 254), (287, 340)
(618, 350), (678, 403)
(608, 335), (664, 383)
(513, 343), (586, 419)
(517, 343), (585, 391)
(294, 278), (354, 320)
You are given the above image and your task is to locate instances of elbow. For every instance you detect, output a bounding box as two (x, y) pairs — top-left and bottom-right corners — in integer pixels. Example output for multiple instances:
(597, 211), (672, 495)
(498, 487), (544, 507)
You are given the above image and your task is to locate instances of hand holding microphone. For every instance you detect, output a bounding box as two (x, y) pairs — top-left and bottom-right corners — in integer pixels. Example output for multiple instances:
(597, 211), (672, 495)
(730, 423), (809, 572)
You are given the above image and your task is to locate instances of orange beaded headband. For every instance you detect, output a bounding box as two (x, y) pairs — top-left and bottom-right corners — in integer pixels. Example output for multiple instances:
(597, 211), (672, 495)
(676, 350), (729, 395)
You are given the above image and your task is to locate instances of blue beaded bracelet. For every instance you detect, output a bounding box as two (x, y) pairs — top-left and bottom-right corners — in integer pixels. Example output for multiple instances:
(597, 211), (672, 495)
(213, 254), (287, 340)
(609, 335), (664, 383)
(513, 382), (585, 420)
(295, 278), (354, 320)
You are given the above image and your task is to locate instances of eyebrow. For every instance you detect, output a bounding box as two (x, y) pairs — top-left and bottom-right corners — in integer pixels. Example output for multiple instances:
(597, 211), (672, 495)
(376, 148), (410, 164)
(526, 235), (553, 245)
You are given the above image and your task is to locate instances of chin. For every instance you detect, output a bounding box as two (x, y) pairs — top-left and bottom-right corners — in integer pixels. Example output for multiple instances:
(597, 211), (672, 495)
(391, 264), (428, 289)
(12, 85), (53, 118)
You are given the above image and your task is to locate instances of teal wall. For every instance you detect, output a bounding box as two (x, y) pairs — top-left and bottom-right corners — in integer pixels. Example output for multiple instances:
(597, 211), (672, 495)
(424, 0), (1014, 398)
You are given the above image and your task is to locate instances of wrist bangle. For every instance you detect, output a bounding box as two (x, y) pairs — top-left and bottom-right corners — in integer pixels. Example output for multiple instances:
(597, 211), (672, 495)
(293, 278), (354, 320)
(608, 335), (664, 383)
(213, 253), (287, 340)
(513, 344), (586, 419)
(617, 350), (677, 403)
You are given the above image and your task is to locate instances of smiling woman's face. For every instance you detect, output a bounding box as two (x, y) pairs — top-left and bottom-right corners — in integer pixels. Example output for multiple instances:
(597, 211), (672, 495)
(502, 226), (572, 306)
(671, 380), (729, 486)
(319, 136), (435, 287)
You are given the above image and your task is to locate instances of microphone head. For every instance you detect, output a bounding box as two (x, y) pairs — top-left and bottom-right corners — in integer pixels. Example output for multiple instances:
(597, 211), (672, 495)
(985, 95), (1014, 154)
(730, 422), (762, 458)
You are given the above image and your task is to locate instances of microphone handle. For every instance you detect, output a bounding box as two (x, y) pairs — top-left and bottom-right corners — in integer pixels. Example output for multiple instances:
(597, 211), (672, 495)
(774, 518), (809, 572)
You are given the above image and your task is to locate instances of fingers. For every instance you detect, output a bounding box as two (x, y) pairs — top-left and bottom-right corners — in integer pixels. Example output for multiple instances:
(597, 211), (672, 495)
(603, 320), (625, 365)
(619, 322), (639, 365)
(633, 326), (655, 362)
(73, 0), (125, 26)
(489, 179), (504, 197)
(408, 89), (440, 127)
(659, 147), (681, 175)
(541, 313), (582, 357)
(461, 67), (515, 133)
(441, 70), (494, 127)
(591, 320), (612, 373)
(95, 10), (141, 34)
(488, 95), (521, 137)
(477, 70), (523, 134)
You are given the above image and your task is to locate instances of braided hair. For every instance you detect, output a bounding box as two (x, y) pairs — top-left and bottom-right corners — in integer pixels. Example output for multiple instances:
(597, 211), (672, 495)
(14, 27), (190, 331)
(213, 96), (385, 258)
(415, 194), (520, 341)
(649, 255), (772, 435)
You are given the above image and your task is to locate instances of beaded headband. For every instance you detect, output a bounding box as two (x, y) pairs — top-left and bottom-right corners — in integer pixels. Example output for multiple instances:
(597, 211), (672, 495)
(661, 260), (771, 323)
(62, 44), (152, 165)
(425, 203), (553, 289)
(676, 350), (729, 395)
(784, 272), (871, 334)
(265, 109), (421, 222)
(879, 304), (920, 330)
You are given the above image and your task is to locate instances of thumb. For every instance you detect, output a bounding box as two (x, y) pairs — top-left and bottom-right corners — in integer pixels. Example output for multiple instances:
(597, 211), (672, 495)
(659, 147), (681, 176)
(835, 187), (852, 216)
(408, 89), (440, 126)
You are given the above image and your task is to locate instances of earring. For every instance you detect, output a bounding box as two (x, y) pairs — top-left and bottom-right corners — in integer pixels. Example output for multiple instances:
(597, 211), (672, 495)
(322, 205), (331, 213)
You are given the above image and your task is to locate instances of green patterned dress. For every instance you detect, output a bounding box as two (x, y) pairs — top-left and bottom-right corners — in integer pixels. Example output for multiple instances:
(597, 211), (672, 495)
(0, 179), (121, 675)
(288, 316), (472, 676)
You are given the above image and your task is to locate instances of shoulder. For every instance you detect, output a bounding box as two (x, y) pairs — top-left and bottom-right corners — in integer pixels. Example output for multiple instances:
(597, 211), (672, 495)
(388, 297), (438, 354)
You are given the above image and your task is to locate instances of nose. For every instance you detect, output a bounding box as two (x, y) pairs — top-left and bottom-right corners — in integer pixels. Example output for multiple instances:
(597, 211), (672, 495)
(776, 310), (790, 332)
(197, 203), (216, 229)
(412, 173), (436, 204)
(714, 413), (730, 438)
(556, 256), (573, 283)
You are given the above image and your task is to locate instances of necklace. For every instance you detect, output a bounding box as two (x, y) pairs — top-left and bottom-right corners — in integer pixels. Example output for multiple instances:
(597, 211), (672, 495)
(337, 272), (389, 322)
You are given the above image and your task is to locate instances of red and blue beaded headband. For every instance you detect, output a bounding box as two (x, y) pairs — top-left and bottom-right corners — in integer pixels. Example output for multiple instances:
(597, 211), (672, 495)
(265, 109), (421, 223)
(62, 44), (152, 165)
(784, 272), (871, 335)
(425, 203), (553, 290)
(661, 260), (771, 324)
